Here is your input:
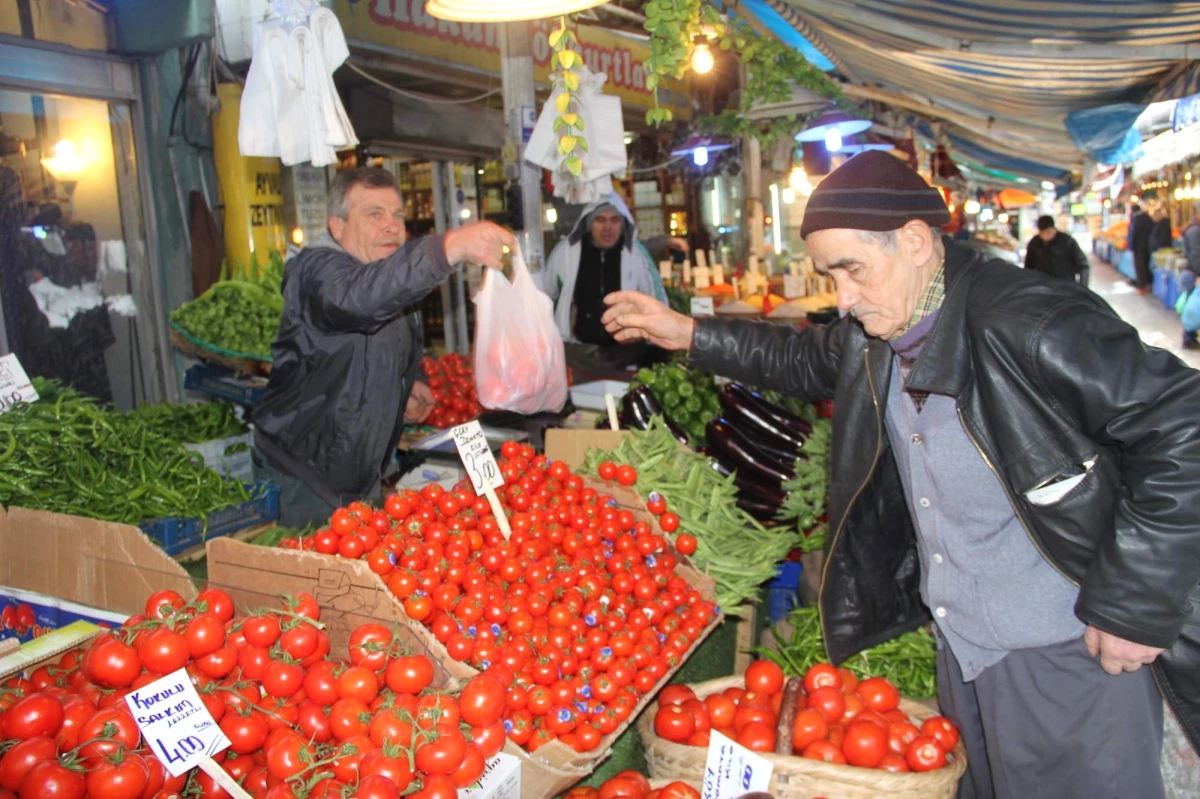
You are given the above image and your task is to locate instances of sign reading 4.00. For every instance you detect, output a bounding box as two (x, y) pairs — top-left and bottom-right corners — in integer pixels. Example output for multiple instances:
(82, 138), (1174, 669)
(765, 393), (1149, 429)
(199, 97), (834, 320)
(450, 421), (506, 496)
(125, 669), (231, 777)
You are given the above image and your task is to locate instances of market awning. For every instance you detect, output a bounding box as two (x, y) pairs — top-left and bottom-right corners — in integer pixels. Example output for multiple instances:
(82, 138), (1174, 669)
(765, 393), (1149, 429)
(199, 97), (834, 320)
(764, 0), (1200, 177)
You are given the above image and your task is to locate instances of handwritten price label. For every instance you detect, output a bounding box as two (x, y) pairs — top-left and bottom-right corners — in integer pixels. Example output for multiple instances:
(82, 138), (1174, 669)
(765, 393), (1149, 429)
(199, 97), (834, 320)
(125, 669), (231, 777)
(451, 421), (505, 496)
(0, 354), (38, 414)
(702, 730), (774, 799)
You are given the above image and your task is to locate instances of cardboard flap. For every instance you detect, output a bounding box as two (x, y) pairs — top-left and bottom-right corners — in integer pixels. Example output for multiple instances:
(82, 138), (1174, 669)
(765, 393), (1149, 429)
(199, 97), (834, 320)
(544, 429), (626, 471)
(0, 507), (198, 614)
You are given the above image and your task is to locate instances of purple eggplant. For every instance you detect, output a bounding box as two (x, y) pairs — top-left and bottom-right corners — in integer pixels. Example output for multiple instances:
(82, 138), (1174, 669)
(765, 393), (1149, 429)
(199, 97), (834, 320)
(706, 418), (794, 486)
(725, 384), (814, 439)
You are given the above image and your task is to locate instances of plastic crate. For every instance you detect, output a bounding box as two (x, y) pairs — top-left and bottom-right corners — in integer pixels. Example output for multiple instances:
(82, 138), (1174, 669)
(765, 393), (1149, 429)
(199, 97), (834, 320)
(766, 560), (803, 622)
(138, 481), (281, 556)
(184, 364), (267, 408)
(183, 432), (254, 483)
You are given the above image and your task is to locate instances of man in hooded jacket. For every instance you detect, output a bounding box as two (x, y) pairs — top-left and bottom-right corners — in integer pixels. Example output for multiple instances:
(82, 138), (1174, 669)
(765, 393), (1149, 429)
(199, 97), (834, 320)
(252, 168), (513, 526)
(537, 194), (666, 372)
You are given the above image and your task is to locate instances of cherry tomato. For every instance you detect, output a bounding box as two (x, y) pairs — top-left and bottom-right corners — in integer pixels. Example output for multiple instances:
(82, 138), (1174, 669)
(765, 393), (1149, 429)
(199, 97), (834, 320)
(615, 465), (637, 487)
(658, 512), (680, 533)
(597, 462), (617, 481)
(674, 533), (697, 555)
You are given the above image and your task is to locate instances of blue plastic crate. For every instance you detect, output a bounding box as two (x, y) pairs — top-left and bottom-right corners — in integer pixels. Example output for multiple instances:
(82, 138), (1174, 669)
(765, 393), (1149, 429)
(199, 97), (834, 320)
(138, 481), (281, 556)
(184, 364), (267, 408)
(766, 560), (803, 622)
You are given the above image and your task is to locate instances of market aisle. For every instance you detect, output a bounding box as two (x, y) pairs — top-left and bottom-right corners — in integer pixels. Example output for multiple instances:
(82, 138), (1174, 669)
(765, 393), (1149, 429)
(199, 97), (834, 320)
(1088, 255), (1200, 371)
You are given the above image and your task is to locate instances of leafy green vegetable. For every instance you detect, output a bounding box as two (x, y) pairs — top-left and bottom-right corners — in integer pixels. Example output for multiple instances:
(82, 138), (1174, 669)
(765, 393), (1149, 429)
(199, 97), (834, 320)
(758, 606), (938, 698)
(777, 417), (832, 551)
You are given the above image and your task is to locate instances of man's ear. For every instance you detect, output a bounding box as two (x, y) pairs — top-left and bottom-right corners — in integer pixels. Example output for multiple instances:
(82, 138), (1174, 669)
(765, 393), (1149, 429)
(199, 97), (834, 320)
(901, 220), (937, 267)
(328, 215), (345, 242)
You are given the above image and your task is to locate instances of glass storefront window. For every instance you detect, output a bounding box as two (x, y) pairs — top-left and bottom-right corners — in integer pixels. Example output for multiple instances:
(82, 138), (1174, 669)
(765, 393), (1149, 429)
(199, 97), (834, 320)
(0, 88), (150, 408)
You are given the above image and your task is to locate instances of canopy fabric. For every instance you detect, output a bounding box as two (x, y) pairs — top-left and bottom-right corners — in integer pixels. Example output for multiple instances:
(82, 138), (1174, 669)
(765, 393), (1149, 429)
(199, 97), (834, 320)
(769, 0), (1200, 177)
(1064, 103), (1146, 165)
(1149, 61), (1200, 103)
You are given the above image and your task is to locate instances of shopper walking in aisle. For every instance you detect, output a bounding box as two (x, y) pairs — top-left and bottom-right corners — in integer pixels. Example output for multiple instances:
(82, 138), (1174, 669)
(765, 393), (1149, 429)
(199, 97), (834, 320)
(1150, 205), (1175, 254)
(601, 151), (1200, 799)
(1024, 214), (1090, 287)
(1130, 201), (1155, 293)
(1184, 213), (1200, 273)
(252, 168), (514, 526)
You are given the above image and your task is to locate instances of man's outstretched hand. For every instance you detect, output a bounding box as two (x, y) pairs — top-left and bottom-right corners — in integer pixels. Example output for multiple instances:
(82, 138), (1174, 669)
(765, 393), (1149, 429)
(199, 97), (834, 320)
(602, 291), (696, 351)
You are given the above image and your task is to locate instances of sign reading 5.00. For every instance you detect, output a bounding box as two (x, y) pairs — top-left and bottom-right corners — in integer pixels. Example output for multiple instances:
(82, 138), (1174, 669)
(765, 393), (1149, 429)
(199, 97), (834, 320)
(125, 669), (231, 777)
(451, 421), (506, 496)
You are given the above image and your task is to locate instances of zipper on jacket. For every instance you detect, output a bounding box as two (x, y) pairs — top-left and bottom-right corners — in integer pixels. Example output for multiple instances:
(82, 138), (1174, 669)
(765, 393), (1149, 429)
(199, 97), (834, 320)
(956, 407), (1079, 587)
(819, 346), (884, 652)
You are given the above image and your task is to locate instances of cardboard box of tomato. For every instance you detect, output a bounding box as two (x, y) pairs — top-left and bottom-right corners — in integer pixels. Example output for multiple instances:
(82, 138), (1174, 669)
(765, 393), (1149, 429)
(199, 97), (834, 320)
(0, 505), (199, 641)
(206, 472), (722, 799)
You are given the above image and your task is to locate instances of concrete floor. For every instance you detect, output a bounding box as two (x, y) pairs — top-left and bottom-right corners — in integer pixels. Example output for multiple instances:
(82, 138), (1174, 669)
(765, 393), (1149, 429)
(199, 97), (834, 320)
(1087, 255), (1200, 370)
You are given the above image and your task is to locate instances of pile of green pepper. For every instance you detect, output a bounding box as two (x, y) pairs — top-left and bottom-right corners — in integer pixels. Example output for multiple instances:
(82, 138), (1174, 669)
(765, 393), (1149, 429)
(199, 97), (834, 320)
(128, 400), (247, 445)
(0, 380), (255, 525)
(758, 606), (938, 698)
(582, 419), (798, 614)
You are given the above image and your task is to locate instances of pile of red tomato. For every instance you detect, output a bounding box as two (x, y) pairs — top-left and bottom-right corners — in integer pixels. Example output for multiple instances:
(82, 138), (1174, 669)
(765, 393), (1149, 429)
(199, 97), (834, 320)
(420, 353), (482, 430)
(652, 660), (960, 774)
(0, 589), (514, 799)
(565, 772), (698, 799)
(276, 441), (719, 756)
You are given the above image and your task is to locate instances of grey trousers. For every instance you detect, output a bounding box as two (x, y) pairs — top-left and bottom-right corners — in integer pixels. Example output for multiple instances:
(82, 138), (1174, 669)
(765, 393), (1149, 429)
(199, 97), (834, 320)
(938, 633), (1164, 799)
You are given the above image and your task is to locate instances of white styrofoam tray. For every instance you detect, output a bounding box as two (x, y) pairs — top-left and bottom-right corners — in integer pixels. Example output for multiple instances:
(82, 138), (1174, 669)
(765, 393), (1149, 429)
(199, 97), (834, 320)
(569, 380), (630, 411)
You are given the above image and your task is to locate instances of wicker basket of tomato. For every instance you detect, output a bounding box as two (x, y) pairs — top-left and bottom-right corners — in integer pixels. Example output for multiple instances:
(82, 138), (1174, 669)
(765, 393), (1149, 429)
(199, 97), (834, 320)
(636, 661), (967, 799)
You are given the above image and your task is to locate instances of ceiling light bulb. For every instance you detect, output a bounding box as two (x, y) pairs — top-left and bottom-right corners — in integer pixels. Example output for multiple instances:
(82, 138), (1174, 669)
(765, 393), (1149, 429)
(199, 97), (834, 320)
(691, 43), (714, 75)
(545, 206), (558, 225)
(825, 128), (843, 152)
(291, 228), (304, 245)
(693, 146), (709, 167)
(964, 199), (981, 215)
(781, 187), (796, 204)
(998, 212), (1009, 223)
(789, 167), (808, 191)
(1175, 187), (1185, 201)
(1041, 180), (1055, 191)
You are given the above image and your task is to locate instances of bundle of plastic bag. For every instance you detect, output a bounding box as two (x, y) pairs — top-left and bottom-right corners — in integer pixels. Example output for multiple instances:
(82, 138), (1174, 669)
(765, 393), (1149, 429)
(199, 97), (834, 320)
(473, 244), (568, 414)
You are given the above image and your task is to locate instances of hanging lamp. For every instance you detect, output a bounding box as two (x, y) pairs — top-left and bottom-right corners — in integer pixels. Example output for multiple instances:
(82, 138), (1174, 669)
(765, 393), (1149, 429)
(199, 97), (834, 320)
(838, 133), (895, 155)
(426, 0), (607, 22)
(672, 136), (732, 167)
(794, 111), (872, 152)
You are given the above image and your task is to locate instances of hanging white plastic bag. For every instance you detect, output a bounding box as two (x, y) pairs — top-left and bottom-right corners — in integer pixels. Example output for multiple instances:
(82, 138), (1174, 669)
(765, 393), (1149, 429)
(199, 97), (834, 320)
(473, 245), (568, 414)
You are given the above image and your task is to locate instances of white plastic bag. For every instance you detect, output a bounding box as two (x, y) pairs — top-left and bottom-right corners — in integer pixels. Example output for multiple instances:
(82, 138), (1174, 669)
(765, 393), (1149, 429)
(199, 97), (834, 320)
(473, 245), (568, 414)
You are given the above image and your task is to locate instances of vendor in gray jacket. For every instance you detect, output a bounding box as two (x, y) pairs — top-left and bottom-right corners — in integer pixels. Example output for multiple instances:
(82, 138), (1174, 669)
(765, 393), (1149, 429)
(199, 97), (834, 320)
(602, 151), (1200, 798)
(253, 168), (513, 526)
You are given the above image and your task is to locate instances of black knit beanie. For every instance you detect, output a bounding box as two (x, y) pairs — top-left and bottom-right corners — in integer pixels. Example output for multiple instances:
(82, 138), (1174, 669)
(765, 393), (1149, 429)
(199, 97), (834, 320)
(800, 151), (951, 239)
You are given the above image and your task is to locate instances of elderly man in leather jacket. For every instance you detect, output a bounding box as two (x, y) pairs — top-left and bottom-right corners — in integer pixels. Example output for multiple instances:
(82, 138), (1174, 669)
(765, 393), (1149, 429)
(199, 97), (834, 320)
(602, 151), (1200, 798)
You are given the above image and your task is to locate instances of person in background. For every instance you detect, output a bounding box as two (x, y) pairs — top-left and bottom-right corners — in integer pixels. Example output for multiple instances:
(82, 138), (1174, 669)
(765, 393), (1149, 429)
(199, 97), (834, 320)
(1149, 205), (1175, 255)
(1129, 202), (1154, 294)
(536, 193), (666, 374)
(252, 168), (514, 527)
(602, 150), (1200, 799)
(1024, 214), (1090, 287)
(1184, 213), (1200, 274)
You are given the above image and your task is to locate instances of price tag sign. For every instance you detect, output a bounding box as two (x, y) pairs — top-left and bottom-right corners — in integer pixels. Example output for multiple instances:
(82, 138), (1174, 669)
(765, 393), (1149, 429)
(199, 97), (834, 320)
(701, 730), (775, 799)
(690, 297), (715, 316)
(461, 753), (521, 799)
(783, 274), (806, 299)
(451, 421), (505, 496)
(125, 669), (231, 777)
(0, 354), (38, 414)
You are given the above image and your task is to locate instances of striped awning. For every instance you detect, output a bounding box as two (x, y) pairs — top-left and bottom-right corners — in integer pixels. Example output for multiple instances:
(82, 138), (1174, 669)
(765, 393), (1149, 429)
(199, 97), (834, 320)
(765, 1), (1200, 179)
